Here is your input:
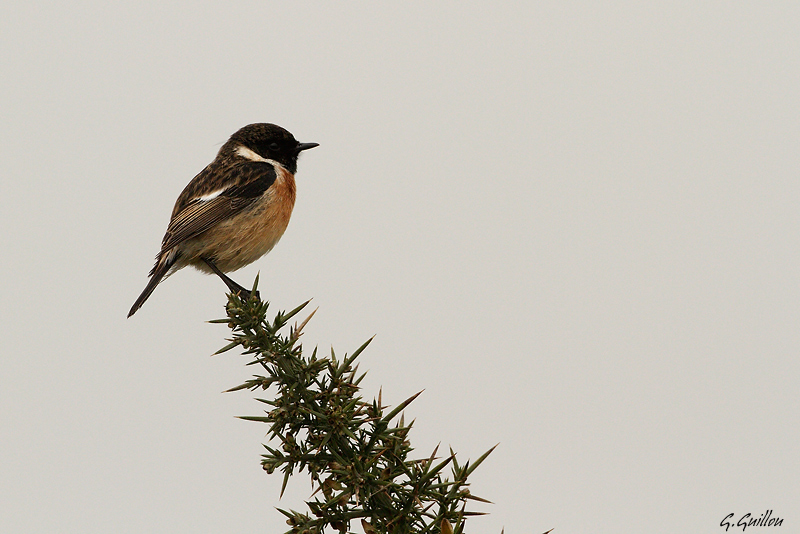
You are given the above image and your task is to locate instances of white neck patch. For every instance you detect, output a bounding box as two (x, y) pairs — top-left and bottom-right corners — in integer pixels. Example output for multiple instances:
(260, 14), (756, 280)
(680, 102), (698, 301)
(235, 145), (284, 170)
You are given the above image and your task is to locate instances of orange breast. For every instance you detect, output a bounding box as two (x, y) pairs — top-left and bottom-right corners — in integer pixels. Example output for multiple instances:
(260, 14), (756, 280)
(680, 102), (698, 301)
(186, 167), (297, 273)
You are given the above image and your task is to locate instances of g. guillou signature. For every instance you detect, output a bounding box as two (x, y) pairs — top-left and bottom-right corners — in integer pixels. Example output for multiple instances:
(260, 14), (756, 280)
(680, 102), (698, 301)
(721, 510), (784, 531)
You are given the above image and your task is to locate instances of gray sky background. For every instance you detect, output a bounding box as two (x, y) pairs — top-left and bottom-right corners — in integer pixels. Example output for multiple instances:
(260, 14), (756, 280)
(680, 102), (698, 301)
(1, 2), (798, 533)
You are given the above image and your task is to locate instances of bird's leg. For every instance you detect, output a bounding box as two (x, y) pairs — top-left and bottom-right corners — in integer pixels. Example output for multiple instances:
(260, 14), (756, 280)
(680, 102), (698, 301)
(201, 257), (260, 301)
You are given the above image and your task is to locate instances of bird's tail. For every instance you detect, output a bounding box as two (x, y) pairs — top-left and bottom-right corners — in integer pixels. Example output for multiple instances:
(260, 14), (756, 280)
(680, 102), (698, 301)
(127, 253), (176, 318)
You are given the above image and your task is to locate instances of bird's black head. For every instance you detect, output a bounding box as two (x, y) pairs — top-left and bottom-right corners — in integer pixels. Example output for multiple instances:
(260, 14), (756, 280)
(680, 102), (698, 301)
(227, 123), (318, 174)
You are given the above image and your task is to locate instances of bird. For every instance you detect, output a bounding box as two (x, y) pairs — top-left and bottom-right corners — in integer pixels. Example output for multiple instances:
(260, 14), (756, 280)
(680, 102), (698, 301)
(127, 123), (318, 317)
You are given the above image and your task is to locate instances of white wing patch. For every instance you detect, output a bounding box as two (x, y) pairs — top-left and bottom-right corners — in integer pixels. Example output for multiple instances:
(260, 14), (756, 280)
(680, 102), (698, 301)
(190, 146), (287, 204)
(197, 189), (225, 202)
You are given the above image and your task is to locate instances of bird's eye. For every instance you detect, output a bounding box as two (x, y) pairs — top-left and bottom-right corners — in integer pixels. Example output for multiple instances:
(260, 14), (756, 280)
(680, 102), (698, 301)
(269, 142), (280, 151)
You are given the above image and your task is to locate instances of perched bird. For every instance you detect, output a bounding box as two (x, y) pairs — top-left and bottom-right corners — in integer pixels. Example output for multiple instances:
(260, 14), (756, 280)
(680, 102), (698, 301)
(128, 123), (318, 317)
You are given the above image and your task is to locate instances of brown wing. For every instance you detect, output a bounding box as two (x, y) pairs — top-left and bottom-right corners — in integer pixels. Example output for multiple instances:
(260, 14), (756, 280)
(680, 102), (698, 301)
(160, 195), (251, 252)
(159, 161), (278, 253)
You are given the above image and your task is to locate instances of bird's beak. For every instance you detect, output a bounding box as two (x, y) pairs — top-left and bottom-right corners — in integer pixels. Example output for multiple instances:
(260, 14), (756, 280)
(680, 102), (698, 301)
(296, 142), (319, 153)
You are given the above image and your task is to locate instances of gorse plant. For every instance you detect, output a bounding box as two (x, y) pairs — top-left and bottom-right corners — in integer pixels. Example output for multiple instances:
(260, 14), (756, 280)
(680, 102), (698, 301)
(211, 278), (495, 534)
